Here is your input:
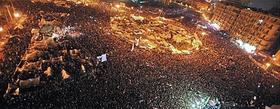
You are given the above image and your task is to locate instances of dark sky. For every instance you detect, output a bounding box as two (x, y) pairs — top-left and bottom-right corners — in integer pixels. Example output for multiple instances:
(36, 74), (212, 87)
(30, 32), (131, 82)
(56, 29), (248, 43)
(248, 0), (280, 10)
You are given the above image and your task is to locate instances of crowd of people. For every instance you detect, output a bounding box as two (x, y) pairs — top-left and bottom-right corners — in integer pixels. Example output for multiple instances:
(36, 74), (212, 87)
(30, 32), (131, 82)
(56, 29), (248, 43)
(0, 0), (279, 109)
(110, 13), (202, 54)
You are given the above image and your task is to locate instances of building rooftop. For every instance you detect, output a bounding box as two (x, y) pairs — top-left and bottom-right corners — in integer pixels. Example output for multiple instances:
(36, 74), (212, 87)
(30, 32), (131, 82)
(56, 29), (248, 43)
(218, 1), (280, 18)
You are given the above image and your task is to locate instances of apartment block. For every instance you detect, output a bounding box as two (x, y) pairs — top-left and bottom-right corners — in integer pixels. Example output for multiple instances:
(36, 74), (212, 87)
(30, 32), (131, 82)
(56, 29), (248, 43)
(211, 2), (240, 31)
(211, 2), (280, 52)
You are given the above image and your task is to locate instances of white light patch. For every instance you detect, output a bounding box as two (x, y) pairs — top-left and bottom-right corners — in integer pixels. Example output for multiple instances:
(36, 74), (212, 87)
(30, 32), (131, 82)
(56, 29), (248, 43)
(210, 23), (220, 30)
(52, 33), (60, 39)
(243, 43), (256, 53)
(236, 39), (243, 45)
(0, 26), (3, 32)
(14, 12), (21, 18)
(234, 39), (256, 53)
(258, 19), (263, 24)
(183, 91), (215, 109)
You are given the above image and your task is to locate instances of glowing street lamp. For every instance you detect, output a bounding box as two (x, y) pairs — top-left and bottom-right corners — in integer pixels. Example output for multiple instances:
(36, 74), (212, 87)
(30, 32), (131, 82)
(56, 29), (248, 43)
(0, 26), (3, 32)
(13, 12), (21, 18)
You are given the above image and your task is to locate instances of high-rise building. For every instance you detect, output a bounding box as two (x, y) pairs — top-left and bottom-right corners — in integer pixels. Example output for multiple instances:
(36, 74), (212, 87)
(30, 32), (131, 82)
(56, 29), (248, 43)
(211, 2), (280, 53)
(231, 9), (280, 51)
(211, 2), (240, 31)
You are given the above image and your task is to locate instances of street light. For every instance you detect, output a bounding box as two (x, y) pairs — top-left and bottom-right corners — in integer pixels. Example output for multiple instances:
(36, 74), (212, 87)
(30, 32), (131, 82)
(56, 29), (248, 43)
(0, 26), (3, 32)
(272, 55), (276, 61)
(13, 12), (21, 18)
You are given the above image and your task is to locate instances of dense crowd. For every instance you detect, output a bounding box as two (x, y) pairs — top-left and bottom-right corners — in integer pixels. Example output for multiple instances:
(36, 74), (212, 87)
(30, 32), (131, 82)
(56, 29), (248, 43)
(0, 0), (279, 109)
(110, 14), (202, 54)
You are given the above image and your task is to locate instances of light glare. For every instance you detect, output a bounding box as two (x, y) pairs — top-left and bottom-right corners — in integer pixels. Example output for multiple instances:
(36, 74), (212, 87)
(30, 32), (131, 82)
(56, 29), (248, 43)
(0, 26), (3, 32)
(14, 12), (21, 18)
(234, 39), (256, 53)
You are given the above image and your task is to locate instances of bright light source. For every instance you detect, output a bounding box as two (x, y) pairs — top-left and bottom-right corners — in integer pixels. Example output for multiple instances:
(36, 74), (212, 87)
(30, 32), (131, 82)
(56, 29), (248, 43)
(234, 39), (256, 53)
(183, 91), (217, 109)
(192, 104), (196, 108)
(272, 58), (276, 61)
(266, 63), (271, 68)
(131, 15), (145, 21)
(0, 26), (3, 32)
(0, 42), (5, 46)
(202, 26), (207, 29)
(243, 43), (256, 53)
(236, 39), (243, 45)
(115, 4), (120, 8)
(258, 19), (263, 24)
(201, 32), (207, 36)
(210, 23), (220, 30)
(14, 12), (21, 18)
(52, 33), (60, 39)
(180, 16), (184, 19)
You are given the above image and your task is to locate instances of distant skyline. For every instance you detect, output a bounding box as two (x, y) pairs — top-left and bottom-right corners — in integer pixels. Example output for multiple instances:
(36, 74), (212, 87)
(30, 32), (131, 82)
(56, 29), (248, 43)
(247, 0), (280, 10)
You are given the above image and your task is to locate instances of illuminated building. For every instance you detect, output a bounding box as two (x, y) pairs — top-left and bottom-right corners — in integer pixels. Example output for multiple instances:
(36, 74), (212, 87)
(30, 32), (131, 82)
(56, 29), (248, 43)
(274, 50), (280, 66)
(211, 2), (280, 53)
(178, 0), (211, 11)
(211, 2), (228, 26)
(195, 1), (211, 11)
(212, 3), (240, 31)
(231, 9), (280, 52)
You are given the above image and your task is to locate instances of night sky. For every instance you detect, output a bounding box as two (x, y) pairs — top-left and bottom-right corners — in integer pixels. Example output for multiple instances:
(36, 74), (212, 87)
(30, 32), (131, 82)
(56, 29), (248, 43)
(248, 0), (280, 10)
